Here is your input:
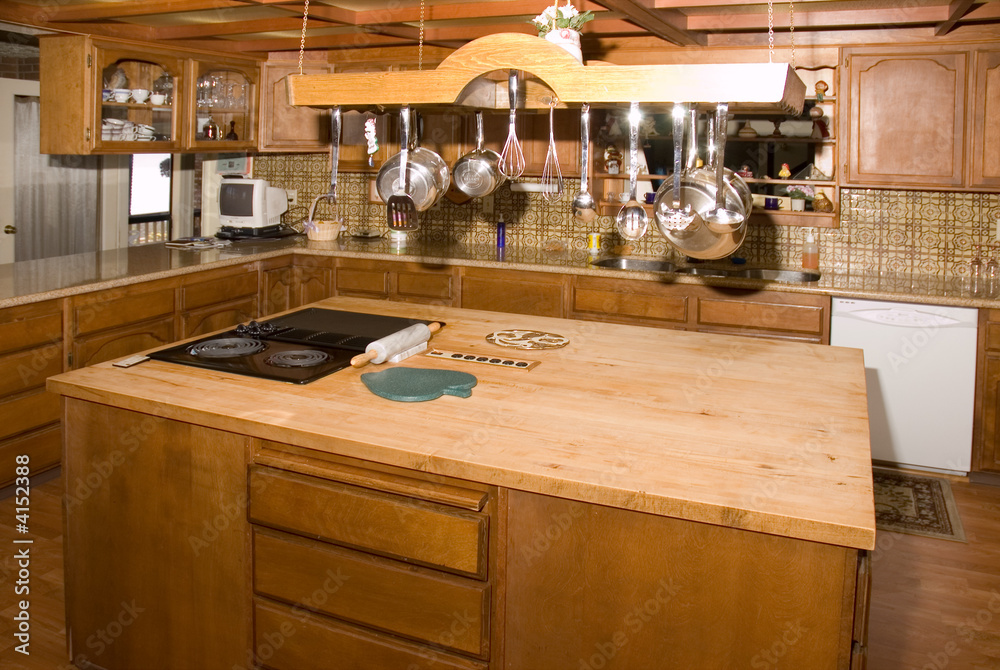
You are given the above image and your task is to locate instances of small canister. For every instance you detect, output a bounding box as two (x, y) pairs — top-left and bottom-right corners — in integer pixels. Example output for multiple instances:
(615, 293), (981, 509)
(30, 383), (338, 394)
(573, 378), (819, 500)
(587, 232), (601, 254)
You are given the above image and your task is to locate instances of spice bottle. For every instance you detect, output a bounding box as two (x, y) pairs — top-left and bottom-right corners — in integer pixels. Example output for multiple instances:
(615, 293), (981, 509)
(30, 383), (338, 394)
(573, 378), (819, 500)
(802, 229), (819, 271)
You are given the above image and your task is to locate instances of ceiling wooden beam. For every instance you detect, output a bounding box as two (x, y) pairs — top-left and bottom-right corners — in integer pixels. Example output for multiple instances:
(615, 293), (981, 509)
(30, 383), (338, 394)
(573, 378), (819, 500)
(351, 0), (608, 25)
(213, 31), (414, 53)
(154, 17), (311, 40)
(592, 0), (704, 45)
(270, 3), (359, 26)
(37, 0), (251, 23)
(687, 6), (951, 31)
(935, 0), (976, 35)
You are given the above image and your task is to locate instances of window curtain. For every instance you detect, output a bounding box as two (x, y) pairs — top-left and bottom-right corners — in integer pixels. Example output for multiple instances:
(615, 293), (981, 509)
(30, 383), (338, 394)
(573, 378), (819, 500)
(14, 95), (101, 261)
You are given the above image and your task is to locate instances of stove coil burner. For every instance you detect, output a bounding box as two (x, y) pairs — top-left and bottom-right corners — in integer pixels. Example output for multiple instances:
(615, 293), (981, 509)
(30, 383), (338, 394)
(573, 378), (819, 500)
(266, 350), (330, 368)
(188, 337), (267, 359)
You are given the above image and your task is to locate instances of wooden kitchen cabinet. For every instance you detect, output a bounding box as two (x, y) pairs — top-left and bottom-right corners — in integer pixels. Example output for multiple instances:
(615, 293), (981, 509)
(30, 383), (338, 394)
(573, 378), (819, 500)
(971, 48), (1000, 189)
(258, 60), (332, 153)
(260, 255), (296, 316)
(39, 34), (260, 155)
(70, 278), (177, 368)
(249, 440), (497, 667)
(177, 263), (259, 338)
(571, 275), (830, 343)
(842, 46), (968, 188)
(460, 267), (567, 317)
(973, 309), (1000, 475)
(336, 258), (458, 306)
(0, 300), (63, 487)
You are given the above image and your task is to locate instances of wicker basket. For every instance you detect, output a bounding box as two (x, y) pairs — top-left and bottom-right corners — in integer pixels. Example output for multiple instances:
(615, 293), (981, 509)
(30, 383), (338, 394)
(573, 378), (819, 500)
(306, 221), (342, 241)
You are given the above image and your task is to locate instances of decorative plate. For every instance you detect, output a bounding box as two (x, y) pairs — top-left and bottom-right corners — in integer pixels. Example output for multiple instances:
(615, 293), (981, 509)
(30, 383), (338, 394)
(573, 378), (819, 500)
(485, 330), (569, 350)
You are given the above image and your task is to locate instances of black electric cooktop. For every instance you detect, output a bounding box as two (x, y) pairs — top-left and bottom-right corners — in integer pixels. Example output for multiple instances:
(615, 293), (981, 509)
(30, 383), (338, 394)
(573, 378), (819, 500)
(147, 308), (436, 384)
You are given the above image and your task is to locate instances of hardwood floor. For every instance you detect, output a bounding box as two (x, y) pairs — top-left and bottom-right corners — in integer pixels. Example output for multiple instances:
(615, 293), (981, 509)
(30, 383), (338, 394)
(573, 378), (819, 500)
(0, 472), (998, 669)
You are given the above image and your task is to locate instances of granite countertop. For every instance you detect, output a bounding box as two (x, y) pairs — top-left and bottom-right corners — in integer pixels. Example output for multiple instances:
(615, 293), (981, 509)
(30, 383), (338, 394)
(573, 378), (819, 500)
(1, 233), (995, 310)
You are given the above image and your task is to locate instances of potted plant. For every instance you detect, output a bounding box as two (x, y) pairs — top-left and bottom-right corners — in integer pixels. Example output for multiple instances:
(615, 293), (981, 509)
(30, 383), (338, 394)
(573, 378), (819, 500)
(531, 2), (594, 63)
(785, 184), (814, 211)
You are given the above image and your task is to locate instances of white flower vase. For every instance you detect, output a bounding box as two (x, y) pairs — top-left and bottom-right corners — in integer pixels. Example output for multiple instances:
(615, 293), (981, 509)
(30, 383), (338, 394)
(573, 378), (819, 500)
(791, 198), (806, 211)
(544, 29), (583, 63)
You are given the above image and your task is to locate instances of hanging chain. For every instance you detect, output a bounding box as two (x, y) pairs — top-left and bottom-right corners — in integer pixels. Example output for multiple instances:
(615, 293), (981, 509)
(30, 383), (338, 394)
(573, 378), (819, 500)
(418, 0), (426, 71)
(767, 0), (774, 63)
(789, 0), (796, 67)
(298, 0), (310, 75)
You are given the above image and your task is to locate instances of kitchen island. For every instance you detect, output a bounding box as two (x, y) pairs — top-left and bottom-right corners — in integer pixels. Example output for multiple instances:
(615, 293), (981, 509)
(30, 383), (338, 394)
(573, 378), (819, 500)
(48, 296), (874, 670)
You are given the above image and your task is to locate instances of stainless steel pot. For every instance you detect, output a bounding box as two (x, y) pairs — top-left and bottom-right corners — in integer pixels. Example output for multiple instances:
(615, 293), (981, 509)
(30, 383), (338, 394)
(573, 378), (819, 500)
(453, 110), (504, 198)
(653, 180), (747, 259)
(376, 111), (451, 212)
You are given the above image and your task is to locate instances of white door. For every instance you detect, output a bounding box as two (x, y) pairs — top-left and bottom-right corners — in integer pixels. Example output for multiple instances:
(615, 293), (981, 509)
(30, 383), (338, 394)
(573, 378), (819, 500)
(0, 78), (38, 263)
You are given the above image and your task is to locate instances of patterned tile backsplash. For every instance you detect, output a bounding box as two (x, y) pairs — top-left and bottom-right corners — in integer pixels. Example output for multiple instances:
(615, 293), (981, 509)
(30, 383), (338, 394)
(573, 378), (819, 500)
(254, 153), (1000, 277)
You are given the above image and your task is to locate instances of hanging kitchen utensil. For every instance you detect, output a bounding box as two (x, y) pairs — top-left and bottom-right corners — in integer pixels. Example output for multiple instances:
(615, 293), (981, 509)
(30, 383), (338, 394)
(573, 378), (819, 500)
(701, 111), (754, 217)
(453, 110), (505, 198)
(541, 99), (563, 202)
(306, 106), (341, 230)
(615, 102), (648, 240)
(386, 106), (418, 231)
(571, 103), (597, 223)
(499, 70), (526, 180)
(653, 104), (696, 232)
(703, 103), (747, 232)
(378, 108), (450, 215)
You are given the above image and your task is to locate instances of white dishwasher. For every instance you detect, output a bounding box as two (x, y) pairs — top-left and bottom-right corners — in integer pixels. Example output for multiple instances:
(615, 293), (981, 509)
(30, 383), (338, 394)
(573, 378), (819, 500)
(830, 297), (978, 474)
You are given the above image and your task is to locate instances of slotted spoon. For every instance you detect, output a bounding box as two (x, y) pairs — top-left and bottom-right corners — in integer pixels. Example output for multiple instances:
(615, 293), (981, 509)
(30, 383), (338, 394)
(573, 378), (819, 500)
(499, 70), (525, 180)
(387, 105), (418, 231)
(541, 99), (563, 202)
(615, 102), (648, 240)
(655, 103), (697, 231)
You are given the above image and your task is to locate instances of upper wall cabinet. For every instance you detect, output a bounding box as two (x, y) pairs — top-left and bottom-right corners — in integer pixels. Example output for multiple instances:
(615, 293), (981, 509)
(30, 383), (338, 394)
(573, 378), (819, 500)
(842, 45), (1000, 191)
(842, 46), (968, 188)
(39, 35), (259, 155)
(258, 60), (332, 153)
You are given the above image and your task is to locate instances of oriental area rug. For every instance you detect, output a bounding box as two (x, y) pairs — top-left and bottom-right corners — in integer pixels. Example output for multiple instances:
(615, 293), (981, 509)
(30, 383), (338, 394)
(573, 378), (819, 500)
(872, 467), (966, 542)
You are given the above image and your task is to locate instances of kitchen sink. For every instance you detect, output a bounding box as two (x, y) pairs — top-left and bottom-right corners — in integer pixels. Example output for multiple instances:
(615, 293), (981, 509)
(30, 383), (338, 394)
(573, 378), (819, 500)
(592, 258), (820, 283)
(591, 258), (677, 272)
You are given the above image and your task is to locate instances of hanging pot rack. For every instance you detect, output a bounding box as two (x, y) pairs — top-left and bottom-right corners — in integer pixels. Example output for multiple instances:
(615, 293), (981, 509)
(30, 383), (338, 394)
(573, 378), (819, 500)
(286, 33), (805, 116)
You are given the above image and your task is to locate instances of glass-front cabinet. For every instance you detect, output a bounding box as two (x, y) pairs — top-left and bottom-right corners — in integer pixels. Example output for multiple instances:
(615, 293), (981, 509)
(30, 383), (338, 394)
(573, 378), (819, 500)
(39, 35), (260, 155)
(186, 59), (257, 151)
(95, 47), (183, 152)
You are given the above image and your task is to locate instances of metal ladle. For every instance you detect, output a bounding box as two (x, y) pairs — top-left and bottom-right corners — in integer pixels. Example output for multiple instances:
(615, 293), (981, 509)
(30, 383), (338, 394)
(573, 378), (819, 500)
(615, 102), (648, 240)
(703, 102), (745, 231)
(571, 103), (597, 223)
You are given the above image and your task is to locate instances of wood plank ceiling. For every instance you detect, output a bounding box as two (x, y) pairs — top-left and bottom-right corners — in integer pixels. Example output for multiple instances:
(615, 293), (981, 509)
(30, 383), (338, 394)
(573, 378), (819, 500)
(0, 0), (998, 56)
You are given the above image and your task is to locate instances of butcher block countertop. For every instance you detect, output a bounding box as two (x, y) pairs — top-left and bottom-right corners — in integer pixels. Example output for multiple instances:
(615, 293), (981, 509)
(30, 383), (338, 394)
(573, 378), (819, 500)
(48, 296), (876, 551)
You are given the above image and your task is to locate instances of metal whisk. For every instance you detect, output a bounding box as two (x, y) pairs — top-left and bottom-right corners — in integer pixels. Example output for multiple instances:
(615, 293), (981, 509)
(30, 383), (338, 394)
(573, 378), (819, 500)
(499, 70), (525, 180)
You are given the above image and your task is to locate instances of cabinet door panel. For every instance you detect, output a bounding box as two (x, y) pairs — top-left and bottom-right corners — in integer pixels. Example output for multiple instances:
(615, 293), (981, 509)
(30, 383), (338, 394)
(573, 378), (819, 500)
(460, 268), (566, 318)
(336, 267), (390, 297)
(259, 61), (332, 152)
(0, 344), (63, 397)
(571, 276), (688, 325)
(73, 316), (175, 368)
(0, 425), (61, 488)
(0, 390), (60, 442)
(181, 296), (257, 338)
(846, 49), (967, 187)
(397, 270), (454, 302)
(976, 354), (1000, 472)
(254, 529), (490, 657)
(971, 49), (1000, 188)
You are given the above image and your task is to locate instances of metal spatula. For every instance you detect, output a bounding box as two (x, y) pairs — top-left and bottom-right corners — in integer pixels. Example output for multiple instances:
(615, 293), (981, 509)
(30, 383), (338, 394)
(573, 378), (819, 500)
(306, 106), (341, 228)
(387, 106), (418, 231)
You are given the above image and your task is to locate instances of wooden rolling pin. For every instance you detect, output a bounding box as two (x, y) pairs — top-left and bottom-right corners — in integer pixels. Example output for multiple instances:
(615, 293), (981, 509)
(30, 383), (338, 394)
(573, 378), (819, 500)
(350, 322), (442, 368)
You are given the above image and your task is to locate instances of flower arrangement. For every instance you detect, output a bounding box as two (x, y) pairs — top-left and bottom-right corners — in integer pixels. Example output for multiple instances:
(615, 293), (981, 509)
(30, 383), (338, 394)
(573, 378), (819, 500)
(785, 184), (815, 200)
(530, 3), (594, 37)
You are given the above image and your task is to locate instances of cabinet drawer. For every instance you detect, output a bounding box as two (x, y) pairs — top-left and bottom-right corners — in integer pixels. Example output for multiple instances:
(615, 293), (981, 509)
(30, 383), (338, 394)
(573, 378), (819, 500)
(250, 465), (488, 578)
(0, 343), (62, 397)
(181, 296), (258, 338)
(0, 425), (61, 488)
(335, 266), (390, 296)
(397, 270), (453, 301)
(460, 268), (566, 318)
(72, 316), (175, 369)
(73, 286), (175, 336)
(572, 277), (688, 324)
(254, 530), (490, 657)
(254, 599), (487, 670)
(0, 389), (60, 442)
(697, 297), (826, 338)
(0, 302), (62, 356)
(181, 269), (258, 311)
